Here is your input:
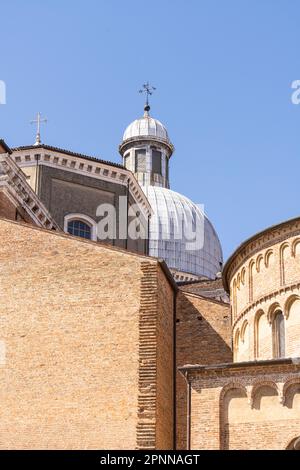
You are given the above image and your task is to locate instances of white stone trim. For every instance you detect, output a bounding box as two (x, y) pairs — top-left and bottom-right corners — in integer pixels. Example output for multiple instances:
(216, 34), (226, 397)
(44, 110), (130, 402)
(0, 153), (60, 230)
(11, 148), (152, 218)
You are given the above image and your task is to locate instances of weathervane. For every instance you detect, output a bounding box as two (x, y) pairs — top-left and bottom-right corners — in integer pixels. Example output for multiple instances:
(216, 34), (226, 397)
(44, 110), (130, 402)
(139, 82), (156, 112)
(30, 112), (47, 146)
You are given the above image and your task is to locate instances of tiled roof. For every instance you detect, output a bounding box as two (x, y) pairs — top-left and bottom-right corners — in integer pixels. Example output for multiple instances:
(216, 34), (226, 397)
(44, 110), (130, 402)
(11, 144), (124, 169)
(178, 278), (229, 303)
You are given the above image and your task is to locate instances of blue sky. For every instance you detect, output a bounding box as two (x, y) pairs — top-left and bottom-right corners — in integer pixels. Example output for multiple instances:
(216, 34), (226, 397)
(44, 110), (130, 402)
(1, 0), (300, 260)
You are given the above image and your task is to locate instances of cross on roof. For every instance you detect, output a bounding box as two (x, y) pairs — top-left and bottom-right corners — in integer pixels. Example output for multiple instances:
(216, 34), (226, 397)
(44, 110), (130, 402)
(139, 82), (156, 107)
(30, 112), (47, 146)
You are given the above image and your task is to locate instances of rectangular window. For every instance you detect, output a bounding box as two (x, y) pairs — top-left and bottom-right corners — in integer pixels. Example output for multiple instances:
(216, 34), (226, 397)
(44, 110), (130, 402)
(166, 156), (169, 182)
(124, 153), (130, 168)
(135, 149), (146, 172)
(152, 150), (162, 175)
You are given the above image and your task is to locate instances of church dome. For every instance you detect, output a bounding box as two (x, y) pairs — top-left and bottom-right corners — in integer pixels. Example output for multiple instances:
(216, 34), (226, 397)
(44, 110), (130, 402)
(142, 185), (223, 280)
(123, 113), (170, 143)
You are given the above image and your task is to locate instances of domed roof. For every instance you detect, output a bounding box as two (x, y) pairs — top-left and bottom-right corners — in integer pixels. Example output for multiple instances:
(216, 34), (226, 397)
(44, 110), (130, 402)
(123, 111), (170, 142)
(143, 185), (223, 280)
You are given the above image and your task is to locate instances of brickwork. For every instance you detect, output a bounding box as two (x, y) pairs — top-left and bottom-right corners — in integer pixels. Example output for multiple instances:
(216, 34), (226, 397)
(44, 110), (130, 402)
(176, 291), (232, 449)
(181, 217), (300, 451)
(156, 265), (174, 449)
(137, 263), (174, 450)
(223, 218), (300, 362)
(182, 361), (300, 450)
(0, 218), (174, 449)
(0, 191), (17, 220)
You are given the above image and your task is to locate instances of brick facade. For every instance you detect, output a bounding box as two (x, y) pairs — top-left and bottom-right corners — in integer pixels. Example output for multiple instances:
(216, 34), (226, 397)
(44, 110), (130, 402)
(180, 217), (300, 450)
(223, 218), (300, 362)
(0, 218), (174, 449)
(176, 291), (232, 449)
(180, 360), (300, 450)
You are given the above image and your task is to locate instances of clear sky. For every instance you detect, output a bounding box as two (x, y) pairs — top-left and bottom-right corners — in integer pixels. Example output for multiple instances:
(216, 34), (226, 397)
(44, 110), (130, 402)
(1, 0), (300, 260)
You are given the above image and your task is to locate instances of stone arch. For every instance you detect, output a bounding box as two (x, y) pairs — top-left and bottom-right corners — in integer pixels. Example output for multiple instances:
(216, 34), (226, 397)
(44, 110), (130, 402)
(64, 213), (98, 241)
(237, 273), (241, 290)
(240, 319), (249, 341)
(268, 304), (285, 358)
(241, 267), (246, 285)
(291, 238), (300, 257)
(280, 242), (290, 286)
(254, 309), (265, 359)
(267, 302), (282, 324)
(265, 249), (274, 268)
(284, 294), (300, 320)
(283, 295), (300, 357)
(286, 436), (300, 450)
(249, 260), (255, 302)
(239, 319), (250, 361)
(232, 279), (237, 319)
(219, 381), (248, 403)
(250, 381), (279, 409)
(255, 308), (272, 359)
(256, 254), (263, 273)
(233, 328), (240, 360)
(219, 382), (248, 450)
(282, 378), (300, 408)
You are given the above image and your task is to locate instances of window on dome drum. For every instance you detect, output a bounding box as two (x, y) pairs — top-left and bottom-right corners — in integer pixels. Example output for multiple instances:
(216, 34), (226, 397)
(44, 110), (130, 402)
(67, 220), (92, 239)
(272, 310), (285, 358)
(124, 152), (130, 168)
(135, 149), (146, 172)
(166, 156), (169, 182)
(152, 150), (162, 175)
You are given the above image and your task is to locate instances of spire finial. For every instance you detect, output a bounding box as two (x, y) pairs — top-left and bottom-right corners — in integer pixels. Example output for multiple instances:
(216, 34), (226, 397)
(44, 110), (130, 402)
(139, 82), (156, 116)
(30, 112), (47, 146)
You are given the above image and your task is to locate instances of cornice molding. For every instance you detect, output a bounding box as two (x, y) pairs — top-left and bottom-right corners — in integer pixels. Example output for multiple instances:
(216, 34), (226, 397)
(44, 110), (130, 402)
(0, 153), (60, 230)
(11, 148), (152, 218)
(223, 219), (300, 292)
(232, 280), (300, 329)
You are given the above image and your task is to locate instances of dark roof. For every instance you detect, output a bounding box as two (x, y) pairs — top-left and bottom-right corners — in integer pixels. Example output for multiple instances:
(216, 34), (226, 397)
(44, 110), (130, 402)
(0, 139), (12, 154)
(222, 214), (300, 292)
(178, 278), (223, 290)
(11, 144), (124, 169)
(178, 357), (300, 375)
(178, 278), (229, 304)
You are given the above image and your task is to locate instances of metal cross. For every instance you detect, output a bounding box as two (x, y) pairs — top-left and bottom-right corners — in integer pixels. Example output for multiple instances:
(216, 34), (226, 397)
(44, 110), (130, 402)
(139, 82), (156, 106)
(30, 112), (47, 146)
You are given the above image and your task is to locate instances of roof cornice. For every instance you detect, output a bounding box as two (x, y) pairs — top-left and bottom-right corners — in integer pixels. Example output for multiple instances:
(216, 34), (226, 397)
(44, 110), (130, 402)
(222, 215), (300, 292)
(11, 144), (153, 217)
(11, 144), (124, 168)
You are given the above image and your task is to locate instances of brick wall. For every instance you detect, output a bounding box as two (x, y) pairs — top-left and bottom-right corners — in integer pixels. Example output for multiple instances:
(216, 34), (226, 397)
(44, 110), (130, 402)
(0, 219), (174, 449)
(176, 291), (232, 449)
(0, 192), (17, 220)
(186, 362), (300, 450)
(225, 220), (300, 362)
(136, 263), (175, 450)
(156, 265), (174, 449)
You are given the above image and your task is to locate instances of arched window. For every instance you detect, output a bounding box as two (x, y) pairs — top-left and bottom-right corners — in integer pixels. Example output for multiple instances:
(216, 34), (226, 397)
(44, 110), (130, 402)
(64, 214), (97, 241)
(272, 310), (285, 358)
(67, 220), (91, 239)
